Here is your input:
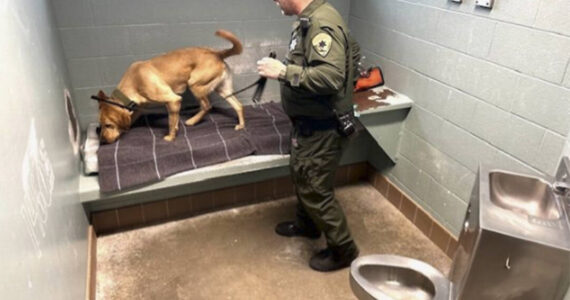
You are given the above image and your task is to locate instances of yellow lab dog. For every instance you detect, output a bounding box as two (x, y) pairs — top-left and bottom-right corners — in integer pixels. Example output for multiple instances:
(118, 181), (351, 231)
(97, 30), (244, 143)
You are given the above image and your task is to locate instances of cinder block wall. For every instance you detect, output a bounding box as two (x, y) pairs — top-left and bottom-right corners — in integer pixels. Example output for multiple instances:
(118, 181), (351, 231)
(51, 0), (351, 129)
(349, 0), (570, 235)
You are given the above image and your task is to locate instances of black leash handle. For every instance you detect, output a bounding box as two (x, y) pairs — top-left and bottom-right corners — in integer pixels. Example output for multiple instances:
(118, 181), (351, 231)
(252, 51), (277, 103)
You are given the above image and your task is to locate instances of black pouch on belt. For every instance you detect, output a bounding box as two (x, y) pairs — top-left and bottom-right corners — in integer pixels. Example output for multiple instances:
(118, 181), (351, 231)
(336, 110), (357, 137)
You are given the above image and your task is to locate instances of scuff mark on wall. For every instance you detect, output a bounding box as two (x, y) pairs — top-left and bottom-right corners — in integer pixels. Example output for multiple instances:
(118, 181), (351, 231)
(258, 39), (283, 48)
(7, 1), (30, 41)
(20, 118), (55, 259)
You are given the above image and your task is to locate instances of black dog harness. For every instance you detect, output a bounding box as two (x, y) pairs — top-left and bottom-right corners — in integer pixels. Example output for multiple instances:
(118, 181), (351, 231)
(90, 89), (138, 112)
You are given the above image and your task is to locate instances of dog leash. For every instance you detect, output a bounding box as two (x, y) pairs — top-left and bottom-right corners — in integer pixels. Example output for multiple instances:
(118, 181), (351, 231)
(92, 88), (259, 111)
(90, 95), (137, 111)
(224, 51), (276, 103)
(223, 78), (265, 100)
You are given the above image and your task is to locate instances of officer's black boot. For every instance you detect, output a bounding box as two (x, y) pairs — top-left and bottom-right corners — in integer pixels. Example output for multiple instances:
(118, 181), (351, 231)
(275, 221), (321, 239)
(309, 241), (359, 272)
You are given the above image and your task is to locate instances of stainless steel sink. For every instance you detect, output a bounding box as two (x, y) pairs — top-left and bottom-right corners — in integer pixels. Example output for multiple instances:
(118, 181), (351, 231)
(450, 165), (570, 300)
(489, 171), (560, 220)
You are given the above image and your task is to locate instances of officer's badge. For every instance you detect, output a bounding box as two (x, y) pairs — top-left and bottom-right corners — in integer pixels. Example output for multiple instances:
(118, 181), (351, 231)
(312, 33), (332, 57)
(290, 38), (298, 51)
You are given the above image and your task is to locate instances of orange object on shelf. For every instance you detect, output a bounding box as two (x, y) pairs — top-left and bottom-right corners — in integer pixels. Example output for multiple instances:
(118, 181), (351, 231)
(354, 66), (384, 92)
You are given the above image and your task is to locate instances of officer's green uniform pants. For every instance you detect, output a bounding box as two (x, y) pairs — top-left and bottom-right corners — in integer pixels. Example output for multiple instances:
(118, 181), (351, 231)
(290, 127), (353, 248)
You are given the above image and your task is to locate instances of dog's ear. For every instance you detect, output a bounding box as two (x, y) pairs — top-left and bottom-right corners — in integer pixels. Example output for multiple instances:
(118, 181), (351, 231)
(98, 90), (108, 100)
(97, 90), (108, 109)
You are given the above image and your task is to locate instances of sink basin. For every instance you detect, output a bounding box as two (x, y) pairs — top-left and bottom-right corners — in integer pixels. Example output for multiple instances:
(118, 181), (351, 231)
(449, 165), (570, 300)
(489, 171), (560, 220)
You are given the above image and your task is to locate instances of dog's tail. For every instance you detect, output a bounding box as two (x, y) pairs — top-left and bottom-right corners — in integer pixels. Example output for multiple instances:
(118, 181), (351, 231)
(215, 30), (243, 59)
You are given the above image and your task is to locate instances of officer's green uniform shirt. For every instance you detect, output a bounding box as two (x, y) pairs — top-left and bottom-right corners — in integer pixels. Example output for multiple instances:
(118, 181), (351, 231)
(280, 0), (350, 119)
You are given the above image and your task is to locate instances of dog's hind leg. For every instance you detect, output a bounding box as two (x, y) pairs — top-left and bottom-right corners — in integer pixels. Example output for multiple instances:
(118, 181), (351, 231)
(216, 74), (245, 130)
(185, 94), (212, 126)
(186, 79), (216, 126)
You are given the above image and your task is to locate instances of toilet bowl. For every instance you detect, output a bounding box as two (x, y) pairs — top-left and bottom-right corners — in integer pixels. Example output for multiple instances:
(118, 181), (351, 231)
(350, 254), (449, 300)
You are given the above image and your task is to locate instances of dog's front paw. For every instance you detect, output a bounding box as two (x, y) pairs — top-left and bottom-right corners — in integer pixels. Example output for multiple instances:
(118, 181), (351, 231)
(234, 124), (245, 131)
(164, 135), (175, 142)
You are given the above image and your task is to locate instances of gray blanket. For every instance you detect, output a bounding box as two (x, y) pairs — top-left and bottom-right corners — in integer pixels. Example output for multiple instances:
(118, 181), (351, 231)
(98, 102), (291, 193)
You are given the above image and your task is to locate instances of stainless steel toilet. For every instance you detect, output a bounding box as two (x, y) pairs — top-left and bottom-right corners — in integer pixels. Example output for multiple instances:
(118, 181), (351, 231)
(350, 254), (449, 300)
(350, 160), (570, 300)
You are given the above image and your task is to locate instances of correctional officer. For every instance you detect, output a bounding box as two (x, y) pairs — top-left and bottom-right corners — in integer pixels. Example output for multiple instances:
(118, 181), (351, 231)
(257, 0), (359, 272)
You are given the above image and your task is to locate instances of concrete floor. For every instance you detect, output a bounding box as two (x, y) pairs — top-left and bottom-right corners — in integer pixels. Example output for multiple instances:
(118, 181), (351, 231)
(96, 183), (451, 300)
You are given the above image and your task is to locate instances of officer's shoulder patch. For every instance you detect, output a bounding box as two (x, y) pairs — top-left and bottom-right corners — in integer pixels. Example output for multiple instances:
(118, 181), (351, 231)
(312, 32), (333, 58)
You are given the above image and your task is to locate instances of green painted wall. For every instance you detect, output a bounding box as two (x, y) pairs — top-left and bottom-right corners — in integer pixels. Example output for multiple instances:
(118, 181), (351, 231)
(349, 0), (570, 235)
(0, 0), (89, 298)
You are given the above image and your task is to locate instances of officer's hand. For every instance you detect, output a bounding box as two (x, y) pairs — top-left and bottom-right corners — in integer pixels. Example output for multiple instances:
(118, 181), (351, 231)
(257, 57), (286, 80)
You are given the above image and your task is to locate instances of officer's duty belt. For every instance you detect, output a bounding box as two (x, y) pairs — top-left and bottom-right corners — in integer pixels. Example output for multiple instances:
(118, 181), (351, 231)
(291, 117), (338, 136)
